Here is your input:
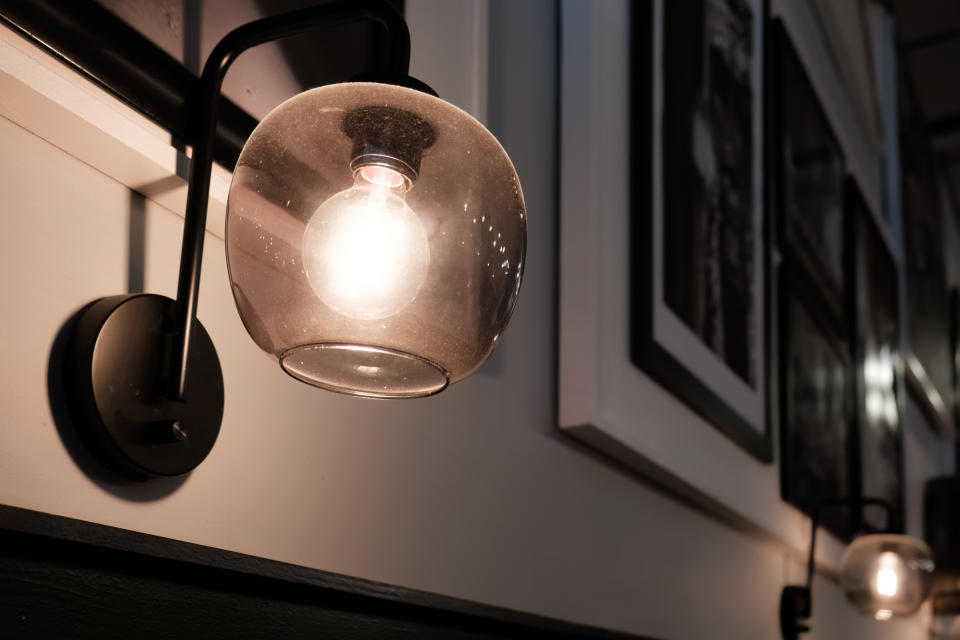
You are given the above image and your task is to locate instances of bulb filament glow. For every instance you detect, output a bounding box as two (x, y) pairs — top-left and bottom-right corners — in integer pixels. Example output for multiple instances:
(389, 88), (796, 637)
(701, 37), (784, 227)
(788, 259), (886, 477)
(301, 164), (429, 321)
(875, 552), (899, 598)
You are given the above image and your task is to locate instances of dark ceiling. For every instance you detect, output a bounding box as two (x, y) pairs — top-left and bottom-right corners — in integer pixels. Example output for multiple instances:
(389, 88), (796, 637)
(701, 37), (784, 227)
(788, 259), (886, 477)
(895, 0), (960, 221)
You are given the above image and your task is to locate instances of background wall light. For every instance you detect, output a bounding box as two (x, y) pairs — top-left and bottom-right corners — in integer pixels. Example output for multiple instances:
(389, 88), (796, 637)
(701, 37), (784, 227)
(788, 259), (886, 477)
(839, 533), (934, 619)
(780, 498), (934, 639)
(924, 474), (960, 617)
(62, 0), (526, 479)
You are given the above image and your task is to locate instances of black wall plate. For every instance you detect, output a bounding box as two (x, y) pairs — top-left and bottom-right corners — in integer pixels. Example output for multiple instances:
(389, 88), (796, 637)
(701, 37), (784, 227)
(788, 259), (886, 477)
(65, 294), (224, 479)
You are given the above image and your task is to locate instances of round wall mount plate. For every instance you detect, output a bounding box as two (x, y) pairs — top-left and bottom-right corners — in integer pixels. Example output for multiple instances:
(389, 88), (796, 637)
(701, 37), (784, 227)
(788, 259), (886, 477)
(66, 294), (224, 479)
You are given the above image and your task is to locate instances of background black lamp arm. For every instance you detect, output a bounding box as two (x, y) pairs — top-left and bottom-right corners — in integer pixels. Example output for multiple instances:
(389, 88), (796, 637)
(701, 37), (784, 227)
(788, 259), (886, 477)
(171, 0), (411, 401)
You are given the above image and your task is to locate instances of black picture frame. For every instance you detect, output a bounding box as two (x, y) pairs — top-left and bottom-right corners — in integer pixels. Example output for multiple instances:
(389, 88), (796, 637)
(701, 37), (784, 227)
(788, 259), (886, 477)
(631, 0), (771, 462)
(847, 178), (905, 533)
(770, 21), (853, 537)
(901, 126), (953, 436)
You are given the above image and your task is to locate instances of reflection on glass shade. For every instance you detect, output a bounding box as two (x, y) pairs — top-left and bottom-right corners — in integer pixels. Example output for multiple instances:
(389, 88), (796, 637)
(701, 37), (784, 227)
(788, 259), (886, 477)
(840, 534), (934, 618)
(226, 83), (526, 398)
(874, 608), (892, 621)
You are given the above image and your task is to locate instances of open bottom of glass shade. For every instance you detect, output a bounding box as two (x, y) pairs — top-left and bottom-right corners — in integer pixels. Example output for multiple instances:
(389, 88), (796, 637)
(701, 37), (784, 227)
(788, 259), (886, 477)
(279, 343), (449, 398)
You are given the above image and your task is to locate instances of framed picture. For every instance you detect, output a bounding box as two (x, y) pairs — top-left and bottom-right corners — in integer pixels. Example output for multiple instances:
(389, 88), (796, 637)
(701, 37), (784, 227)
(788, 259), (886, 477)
(560, 0), (856, 568)
(847, 178), (905, 532)
(631, 0), (770, 461)
(771, 21), (852, 537)
(901, 127), (953, 436)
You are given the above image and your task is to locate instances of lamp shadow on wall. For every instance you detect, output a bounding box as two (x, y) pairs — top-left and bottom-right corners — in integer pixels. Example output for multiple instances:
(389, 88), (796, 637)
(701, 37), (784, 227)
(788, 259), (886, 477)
(127, 190), (146, 293)
(44, 190), (188, 501)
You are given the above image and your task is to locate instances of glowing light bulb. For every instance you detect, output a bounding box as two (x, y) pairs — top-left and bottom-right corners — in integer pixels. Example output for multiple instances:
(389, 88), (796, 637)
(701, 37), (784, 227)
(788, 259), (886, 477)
(875, 609), (892, 621)
(875, 552), (900, 598)
(301, 165), (429, 320)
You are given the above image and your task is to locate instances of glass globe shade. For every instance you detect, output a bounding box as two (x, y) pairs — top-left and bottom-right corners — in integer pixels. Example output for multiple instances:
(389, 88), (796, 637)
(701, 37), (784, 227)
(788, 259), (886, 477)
(226, 82), (526, 398)
(839, 534), (934, 619)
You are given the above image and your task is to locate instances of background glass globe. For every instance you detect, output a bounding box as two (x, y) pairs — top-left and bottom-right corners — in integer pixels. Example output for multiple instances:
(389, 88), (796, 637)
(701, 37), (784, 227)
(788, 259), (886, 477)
(839, 534), (934, 619)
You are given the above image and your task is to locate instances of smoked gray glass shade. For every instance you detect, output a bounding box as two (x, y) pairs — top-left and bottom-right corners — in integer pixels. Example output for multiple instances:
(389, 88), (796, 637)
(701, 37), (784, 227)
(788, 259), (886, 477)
(839, 534), (934, 619)
(226, 82), (526, 398)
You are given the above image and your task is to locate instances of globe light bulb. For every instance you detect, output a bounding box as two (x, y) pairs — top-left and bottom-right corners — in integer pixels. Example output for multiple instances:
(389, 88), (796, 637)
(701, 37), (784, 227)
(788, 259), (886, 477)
(301, 165), (429, 320)
(839, 534), (934, 620)
(875, 552), (900, 597)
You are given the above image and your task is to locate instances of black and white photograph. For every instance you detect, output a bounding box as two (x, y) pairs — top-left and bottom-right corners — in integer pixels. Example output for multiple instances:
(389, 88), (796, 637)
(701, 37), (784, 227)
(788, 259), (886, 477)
(662, 0), (757, 385)
(850, 181), (904, 532)
(632, 0), (769, 461)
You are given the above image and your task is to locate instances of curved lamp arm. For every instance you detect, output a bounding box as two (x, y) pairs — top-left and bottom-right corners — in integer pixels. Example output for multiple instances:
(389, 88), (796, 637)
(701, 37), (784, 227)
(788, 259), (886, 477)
(171, 0), (412, 401)
(781, 497), (894, 640)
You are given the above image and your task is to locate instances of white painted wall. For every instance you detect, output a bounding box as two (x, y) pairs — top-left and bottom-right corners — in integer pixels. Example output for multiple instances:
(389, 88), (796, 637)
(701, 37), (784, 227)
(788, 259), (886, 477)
(0, 1), (952, 639)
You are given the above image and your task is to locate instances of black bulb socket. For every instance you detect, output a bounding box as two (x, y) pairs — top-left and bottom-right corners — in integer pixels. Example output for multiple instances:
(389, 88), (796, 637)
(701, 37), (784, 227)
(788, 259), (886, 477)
(342, 105), (437, 184)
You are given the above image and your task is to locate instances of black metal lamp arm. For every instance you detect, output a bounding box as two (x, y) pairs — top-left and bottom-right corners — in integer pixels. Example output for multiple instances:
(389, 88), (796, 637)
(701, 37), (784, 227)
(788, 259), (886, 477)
(781, 497), (894, 640)
(170, 0), (412, 401)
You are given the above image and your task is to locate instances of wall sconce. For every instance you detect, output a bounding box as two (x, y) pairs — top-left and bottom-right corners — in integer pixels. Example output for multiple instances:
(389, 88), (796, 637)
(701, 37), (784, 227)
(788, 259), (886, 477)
(63, 0), (526, 479)
(925, 475), (960, 615)
(780, 498), (934, 639)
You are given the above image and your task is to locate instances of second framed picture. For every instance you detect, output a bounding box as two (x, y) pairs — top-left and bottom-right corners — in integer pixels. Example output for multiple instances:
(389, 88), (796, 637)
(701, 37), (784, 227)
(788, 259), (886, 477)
(770, 21), (852, 537)
(771, 22), (904, 535)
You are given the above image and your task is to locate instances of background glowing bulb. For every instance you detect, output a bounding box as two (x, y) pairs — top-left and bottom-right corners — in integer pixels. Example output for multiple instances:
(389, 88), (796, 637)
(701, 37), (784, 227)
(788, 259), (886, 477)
(839, 534), (933, 620)
(301, 166), (429, 320)
(875, 552), (900, 597)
